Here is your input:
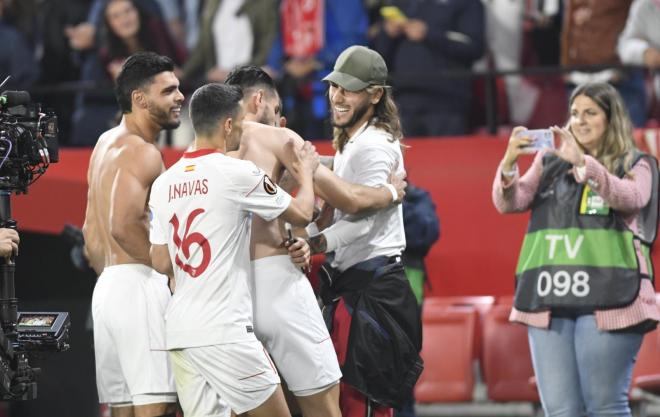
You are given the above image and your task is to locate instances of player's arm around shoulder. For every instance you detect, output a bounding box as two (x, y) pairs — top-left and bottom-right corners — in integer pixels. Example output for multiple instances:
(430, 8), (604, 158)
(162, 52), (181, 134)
(314, 141), (405, 214)
(256, 127), (319, 224)
(109, 137), (165, 260)
(279, 140), (319, 226)
(271, 128), (307, 192)
(267, 127), (306, 168)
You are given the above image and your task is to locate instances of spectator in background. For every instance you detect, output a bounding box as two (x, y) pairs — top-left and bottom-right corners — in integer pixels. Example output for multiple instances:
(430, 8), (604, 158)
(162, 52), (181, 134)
(529, 0), (562, 67)
(181, 0), (278, 85)
(0, 0), (38, 47)
(169, 0), (278, 148)
(70, 0), (184, 146)
(0, 0), (39, 90)
(480, 0), (532, 126)
(373, 0), (485, 137)
(617, 0), (660, 123)
(479, 0), (562, 127)
(561, 0), (647, 127)
(64, 0), (173, 53)
(493, 82), (660, 417)
(98, 0), (184, 81)
(178, 0), (203, 52)
(34, 0), (92, 145)
(275, 0), (370, 140)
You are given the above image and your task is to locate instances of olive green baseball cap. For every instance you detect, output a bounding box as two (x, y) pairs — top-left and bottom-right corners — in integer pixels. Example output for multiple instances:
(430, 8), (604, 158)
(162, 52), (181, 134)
(322, 45), (388, 92)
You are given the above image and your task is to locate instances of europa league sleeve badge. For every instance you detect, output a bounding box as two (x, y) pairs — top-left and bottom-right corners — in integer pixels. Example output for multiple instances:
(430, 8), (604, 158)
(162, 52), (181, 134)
(263, 175), (278, 195)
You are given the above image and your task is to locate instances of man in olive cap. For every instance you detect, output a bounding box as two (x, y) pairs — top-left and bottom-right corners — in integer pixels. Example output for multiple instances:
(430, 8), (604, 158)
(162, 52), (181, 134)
(305, 45), (423, 417)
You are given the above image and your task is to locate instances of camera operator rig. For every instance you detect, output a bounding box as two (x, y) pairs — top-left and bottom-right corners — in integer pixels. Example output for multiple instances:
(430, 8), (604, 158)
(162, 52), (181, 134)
(0, 87), (70, 400)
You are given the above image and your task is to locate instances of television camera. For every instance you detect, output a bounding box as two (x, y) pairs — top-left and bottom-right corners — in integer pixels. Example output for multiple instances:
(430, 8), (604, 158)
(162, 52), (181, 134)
(0, 87), (70, 400)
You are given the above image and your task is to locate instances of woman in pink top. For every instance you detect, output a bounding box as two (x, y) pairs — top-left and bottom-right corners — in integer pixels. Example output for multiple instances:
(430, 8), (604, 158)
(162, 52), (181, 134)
(493, 82), (660, 417)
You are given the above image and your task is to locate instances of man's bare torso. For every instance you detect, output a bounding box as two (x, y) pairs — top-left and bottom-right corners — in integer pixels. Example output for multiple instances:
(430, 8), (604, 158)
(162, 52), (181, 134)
(233, 122), (300, 260)
(83, 124), (163, 274)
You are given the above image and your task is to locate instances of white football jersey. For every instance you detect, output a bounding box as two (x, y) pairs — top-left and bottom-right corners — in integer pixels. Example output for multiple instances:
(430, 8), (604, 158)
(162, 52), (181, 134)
(149, 149), (292, 349)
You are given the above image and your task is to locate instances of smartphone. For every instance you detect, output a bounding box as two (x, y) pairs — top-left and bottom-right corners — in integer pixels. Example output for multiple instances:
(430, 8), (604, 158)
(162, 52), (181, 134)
(285, 223), (308, 274)
(517, 129), (555, 154)
(284, 222), (296, 246)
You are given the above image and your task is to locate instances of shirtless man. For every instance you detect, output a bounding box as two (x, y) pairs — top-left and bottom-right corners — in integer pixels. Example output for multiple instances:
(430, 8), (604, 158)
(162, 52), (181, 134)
(83, 52), (183, 417)
(224, 66), (405, 417)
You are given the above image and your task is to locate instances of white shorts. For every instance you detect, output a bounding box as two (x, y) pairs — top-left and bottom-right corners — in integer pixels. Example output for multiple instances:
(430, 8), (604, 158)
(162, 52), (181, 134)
(251, 255), (342, 395)
(170, 341), (280, 415)
(92, 264), (176, 405)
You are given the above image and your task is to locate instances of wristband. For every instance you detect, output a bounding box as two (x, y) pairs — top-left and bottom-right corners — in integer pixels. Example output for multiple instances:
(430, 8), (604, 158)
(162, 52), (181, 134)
(305, 222), (319, 236)
(384, 183), (398, 202)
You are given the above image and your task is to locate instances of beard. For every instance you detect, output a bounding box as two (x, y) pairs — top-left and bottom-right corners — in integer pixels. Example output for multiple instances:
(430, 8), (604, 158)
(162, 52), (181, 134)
(149, 103), (181, 130)
(331, 98), (371, 130)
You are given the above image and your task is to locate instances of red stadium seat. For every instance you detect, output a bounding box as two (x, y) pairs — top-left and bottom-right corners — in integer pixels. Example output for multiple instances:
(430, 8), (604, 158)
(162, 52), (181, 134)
(482, 303), (540, 402)
(425, 296), (495, 364)
(631, 294), (660, 397)
(415, 304), (477, 402)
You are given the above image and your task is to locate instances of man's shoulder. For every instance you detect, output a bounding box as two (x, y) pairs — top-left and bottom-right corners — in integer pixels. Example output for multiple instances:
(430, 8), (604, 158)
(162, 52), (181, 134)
(98, 126), (159, 158)
(91, 128), (161, 175)
(359, 126), (399, 150)
(225, 157), (263, 177)
(243, 121), (276, 137)
(363, 125), (395, 139)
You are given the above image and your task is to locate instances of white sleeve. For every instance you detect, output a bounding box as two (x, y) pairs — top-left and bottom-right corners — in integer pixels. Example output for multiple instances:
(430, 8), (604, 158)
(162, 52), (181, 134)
(228, 162), (293, 222)
(617, 0), (651, 65)
(320, 214), (376, 252)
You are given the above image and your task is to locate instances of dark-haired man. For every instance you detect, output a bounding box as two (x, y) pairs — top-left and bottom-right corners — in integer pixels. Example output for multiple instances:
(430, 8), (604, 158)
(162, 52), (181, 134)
(148, 82), (318, 417)
(224, 65), (406, 417)
(225, 65), (283, 127)
(83, 51), (183, 417)
(226, 65), (342, 417)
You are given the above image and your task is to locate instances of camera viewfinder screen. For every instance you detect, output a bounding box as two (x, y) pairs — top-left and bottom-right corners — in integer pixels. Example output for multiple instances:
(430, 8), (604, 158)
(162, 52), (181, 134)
(17, 314), (57, 328)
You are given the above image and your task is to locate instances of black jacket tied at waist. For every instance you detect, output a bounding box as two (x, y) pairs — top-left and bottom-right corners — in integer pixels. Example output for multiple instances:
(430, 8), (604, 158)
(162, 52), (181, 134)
(320, 255), (424, 408)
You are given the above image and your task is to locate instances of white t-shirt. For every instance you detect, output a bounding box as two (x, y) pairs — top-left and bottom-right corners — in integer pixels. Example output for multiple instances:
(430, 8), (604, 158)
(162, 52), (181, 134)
(323, 123), (406, 272)
(149, 148), (292, 349)
(213, 0), (253, 70)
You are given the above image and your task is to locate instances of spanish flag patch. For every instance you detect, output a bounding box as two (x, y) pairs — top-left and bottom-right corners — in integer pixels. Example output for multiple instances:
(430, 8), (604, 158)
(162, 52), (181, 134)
(184, 165), (196, 172)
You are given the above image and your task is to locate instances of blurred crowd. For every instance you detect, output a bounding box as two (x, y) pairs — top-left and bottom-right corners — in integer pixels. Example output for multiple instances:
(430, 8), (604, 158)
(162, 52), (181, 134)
(0, 0), (659, 147)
